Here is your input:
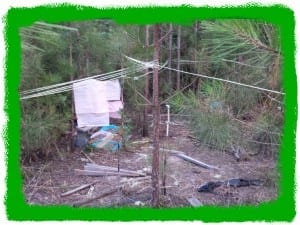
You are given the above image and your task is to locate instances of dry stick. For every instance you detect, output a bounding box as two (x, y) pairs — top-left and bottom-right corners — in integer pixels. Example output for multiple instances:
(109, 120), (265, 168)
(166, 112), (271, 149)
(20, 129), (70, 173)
(81, 151), (96, 164)
(61, 181), (99, 197)
(72, 187), (119, 207)
(28, 163), (51, 202)
(62, 176), (151, 198)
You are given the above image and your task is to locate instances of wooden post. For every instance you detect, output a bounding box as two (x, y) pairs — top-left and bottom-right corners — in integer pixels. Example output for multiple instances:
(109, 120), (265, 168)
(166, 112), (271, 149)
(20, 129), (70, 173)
(151, 24), (161, 207)
(143, 25), (150, 137)
(176, 25), (181, 91)
(69, 42), (75, 152)
(168, 23), (173, 85)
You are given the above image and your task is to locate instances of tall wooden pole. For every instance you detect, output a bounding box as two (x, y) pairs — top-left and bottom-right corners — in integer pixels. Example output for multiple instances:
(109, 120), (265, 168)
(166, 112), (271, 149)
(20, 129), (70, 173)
(151, 24), (161, 207)
(143, 25), (150, 137)
(69, 42), (75, 152)
(176, 25), (181, 91)
(168, 23), (173, 85)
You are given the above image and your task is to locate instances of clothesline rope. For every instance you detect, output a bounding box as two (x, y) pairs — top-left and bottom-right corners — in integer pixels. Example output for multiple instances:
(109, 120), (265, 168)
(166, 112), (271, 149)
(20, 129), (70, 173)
(20, 65), (146, 100)
(124, 55), (285, 95)
(161, 66), (285, 95)
(21, 56), (285, 100)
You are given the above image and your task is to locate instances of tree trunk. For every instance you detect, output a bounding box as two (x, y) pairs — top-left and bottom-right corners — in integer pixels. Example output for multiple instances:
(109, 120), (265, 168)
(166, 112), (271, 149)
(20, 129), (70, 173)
(152, 24), (161, 207)
(176, 25), (181, 90)
(193, 21), (200, 95)
(168, 23), (173, 85)
(69, 43), (75, 152)
(143, 25), (150, 137)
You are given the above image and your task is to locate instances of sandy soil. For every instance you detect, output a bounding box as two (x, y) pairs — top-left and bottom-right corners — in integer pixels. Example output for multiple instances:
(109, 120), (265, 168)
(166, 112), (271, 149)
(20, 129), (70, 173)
(22, 122), (278, 208)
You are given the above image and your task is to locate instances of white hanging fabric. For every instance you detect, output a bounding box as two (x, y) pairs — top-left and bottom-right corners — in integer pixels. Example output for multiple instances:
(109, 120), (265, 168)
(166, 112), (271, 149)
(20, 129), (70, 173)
(108, 100), (123, 119)
(73, 79), (109, 127)
(106, 79), (121, 101)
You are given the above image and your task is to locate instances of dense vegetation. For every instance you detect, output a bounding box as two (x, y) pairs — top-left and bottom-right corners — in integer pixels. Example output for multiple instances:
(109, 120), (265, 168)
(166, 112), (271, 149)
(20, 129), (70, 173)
(20, 20), (283, 162)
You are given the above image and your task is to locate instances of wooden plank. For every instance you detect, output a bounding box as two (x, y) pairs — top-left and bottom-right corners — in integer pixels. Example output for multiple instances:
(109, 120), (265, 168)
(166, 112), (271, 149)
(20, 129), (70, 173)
(75, 169), (144, 177)
(84, 163), (146, 176)
(175, 153), (219, 170)
(186, 197), (203, 207)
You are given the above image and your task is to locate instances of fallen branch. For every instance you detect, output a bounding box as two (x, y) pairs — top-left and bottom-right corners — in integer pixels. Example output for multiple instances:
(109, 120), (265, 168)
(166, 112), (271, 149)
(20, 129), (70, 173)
(72, 187), (119, 207)
(28, 162), (51, 202)
(80, 151), (96, 164)
(61, 181), (98, 197)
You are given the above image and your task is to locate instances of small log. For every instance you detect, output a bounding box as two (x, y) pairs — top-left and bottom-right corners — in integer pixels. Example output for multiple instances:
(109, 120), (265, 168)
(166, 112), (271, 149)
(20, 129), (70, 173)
(61, 181), (98, 197)
(73, 187), (119, 207)
(75, 169), (144, 177)
(175, 153), (218, 170)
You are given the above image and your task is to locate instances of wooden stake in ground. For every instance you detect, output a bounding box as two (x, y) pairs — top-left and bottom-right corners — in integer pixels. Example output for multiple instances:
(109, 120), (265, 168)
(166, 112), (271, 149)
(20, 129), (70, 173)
(151, 24), (161, 207)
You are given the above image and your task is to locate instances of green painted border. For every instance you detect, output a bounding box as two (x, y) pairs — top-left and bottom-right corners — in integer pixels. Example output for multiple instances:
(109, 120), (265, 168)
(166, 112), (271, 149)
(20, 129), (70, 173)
(4, 4), (296, 221)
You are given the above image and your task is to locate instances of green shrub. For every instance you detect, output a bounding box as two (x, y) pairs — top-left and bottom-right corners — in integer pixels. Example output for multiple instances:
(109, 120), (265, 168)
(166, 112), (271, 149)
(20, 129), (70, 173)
(21, 95), (71, 160)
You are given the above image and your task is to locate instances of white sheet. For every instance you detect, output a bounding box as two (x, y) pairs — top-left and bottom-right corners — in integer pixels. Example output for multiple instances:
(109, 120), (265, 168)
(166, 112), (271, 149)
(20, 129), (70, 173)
(106, 79), (121, 101)
(73, 79), (109, 127)
(108, 100), (123, 119)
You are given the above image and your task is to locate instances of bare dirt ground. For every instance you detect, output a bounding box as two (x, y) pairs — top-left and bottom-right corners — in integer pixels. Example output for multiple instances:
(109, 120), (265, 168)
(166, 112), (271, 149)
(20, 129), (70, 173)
(22, 121), (278, 208)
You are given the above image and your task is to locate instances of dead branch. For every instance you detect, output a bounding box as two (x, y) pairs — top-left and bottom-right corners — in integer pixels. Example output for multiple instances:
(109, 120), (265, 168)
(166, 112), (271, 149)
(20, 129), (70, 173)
(27, 162), (51, 202)
(80, 151), (96, 164)
(72, 187), (119, 207)
(61, 181), (99, 197)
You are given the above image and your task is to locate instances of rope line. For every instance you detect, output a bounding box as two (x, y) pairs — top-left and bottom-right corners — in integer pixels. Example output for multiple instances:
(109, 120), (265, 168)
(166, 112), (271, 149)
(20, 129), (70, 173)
(21, 56), (285, 100)
(21, 65), (145, 100)
(161, 66), (285, 95)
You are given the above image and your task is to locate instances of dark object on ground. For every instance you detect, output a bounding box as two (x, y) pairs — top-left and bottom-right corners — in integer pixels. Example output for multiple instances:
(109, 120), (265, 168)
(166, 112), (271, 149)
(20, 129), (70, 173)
(224, 178), (262, 187)
(197, 178), (262, 193)
(73, 130), (89, 150)
(197, 181), (223, 192)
